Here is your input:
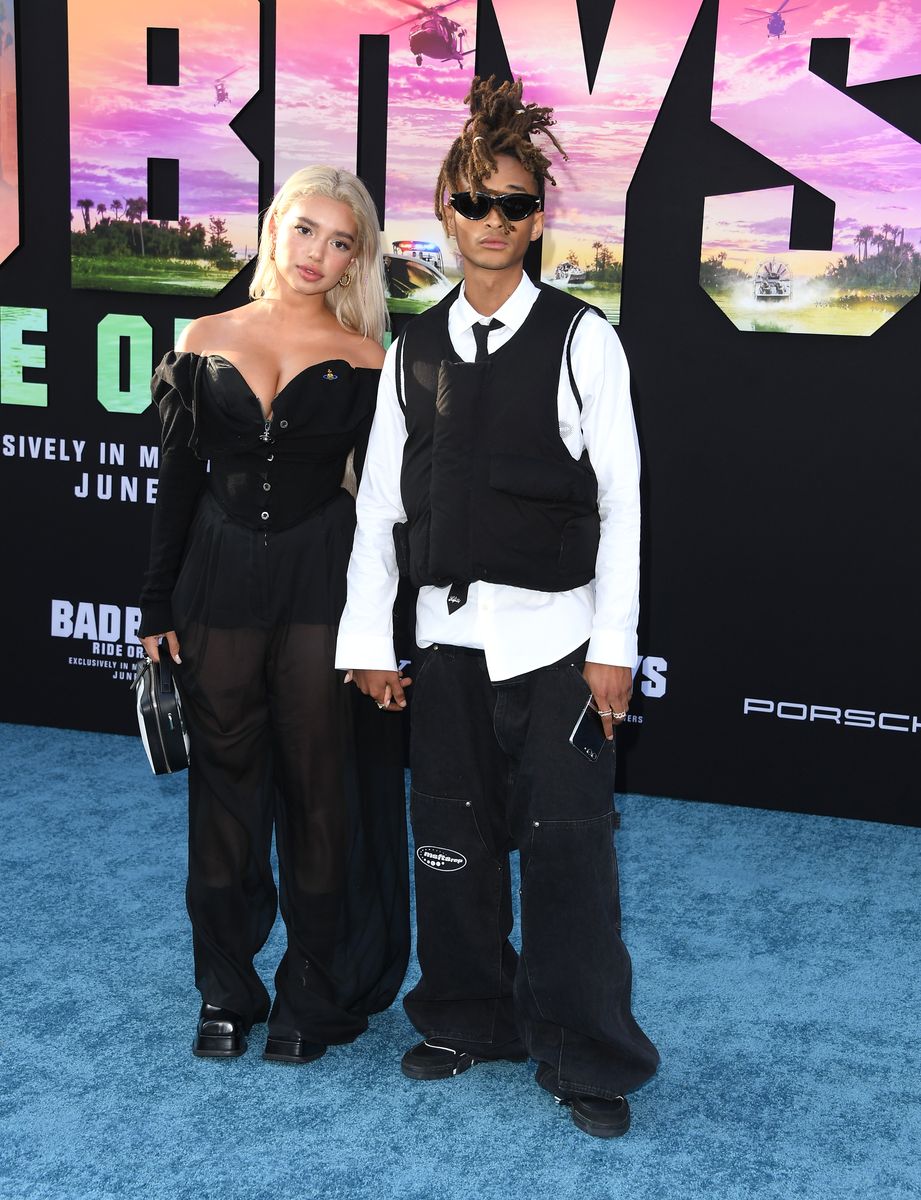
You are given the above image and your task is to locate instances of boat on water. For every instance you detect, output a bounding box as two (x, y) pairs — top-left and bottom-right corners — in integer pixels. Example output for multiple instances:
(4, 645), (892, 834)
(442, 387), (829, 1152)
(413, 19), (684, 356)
(551, 261), (588, 286)
(753, 260), (792, 301)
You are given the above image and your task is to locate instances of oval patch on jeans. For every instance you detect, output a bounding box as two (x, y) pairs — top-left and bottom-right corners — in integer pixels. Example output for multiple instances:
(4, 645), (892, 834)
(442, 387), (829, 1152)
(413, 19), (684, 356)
(416, 845), (467, 872)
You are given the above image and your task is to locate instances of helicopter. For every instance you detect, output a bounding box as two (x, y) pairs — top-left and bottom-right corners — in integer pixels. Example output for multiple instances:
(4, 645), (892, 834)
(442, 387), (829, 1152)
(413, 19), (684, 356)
(384, 0), (475, 68)
(213, 67), (244, 106)
(739, 0), (810, 38)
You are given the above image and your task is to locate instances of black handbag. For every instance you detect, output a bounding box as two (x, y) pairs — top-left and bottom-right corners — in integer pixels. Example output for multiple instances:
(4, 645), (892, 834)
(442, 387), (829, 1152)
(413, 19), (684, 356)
(131, 654), (190, 775)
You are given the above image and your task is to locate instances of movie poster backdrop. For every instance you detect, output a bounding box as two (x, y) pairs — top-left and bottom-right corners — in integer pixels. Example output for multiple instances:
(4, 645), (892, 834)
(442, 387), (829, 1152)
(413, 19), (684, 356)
(1, 0), (918, 824)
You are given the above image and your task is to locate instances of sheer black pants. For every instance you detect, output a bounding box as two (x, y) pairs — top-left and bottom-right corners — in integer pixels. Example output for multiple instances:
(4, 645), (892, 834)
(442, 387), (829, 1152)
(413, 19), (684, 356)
(177, 620), (370, 1044)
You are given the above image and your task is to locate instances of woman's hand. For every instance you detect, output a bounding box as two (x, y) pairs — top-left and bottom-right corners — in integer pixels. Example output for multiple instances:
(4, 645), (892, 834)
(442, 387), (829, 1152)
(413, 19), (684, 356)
(346, 668), (412, 711)
(141, 631), (182, 665)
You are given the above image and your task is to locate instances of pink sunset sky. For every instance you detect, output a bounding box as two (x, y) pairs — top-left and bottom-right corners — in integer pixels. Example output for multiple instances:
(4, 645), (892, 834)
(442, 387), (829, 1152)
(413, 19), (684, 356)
(68, 0), (260, 253)
(706, 0), (921, 272)
(66, 0), (921, 285)
(0, 3), (17, 264)
(276, 0), (706, 281)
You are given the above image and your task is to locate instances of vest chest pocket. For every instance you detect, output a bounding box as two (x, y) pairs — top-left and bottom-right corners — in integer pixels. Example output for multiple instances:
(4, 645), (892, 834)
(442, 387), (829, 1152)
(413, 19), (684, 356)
(558, 511), (601, 577)
(488, 453), (596, 504)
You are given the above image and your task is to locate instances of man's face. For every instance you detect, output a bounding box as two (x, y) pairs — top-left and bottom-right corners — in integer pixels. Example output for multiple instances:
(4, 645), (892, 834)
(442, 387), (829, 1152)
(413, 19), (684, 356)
(445, 153), (545, 274)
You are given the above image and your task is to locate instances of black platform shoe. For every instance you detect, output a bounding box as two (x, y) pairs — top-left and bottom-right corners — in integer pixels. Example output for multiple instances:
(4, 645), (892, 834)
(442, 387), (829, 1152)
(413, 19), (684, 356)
(192, 1003), (249, 1059)
(535, 1063), (631, 1139)
(401, 1038), (529, 1081)
(263, 1036), (327, 1065)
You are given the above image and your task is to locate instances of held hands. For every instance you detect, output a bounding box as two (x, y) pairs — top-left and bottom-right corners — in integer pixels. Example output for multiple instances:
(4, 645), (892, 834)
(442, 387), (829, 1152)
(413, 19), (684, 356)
(141, 631), (182, 665)
(346, 668), (413, 711)
(583, 661), (632, 741)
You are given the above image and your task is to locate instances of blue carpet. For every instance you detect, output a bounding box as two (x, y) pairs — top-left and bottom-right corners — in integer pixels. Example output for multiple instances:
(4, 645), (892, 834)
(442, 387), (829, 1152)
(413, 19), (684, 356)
(0, 724), (919, 1200)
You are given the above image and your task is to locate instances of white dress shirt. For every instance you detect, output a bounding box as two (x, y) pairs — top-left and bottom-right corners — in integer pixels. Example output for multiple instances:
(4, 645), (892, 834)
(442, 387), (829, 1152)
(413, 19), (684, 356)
(335, 273), (641, 681)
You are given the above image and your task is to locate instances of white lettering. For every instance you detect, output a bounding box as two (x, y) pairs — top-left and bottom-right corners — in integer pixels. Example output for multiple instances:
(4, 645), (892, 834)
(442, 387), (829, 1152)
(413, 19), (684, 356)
(50, 599), (74, 638)
(125, 607), (141, 644)
(640, 656), (668, 698)
(72, 602), (98, 641)
(878, 712), (910, 732)
(98, 605), (121, 642)
(139, 444), (159, 469)
(744, 702), (920, 734)
(844, 709), (877, 729)
(52, 602), (143, 644)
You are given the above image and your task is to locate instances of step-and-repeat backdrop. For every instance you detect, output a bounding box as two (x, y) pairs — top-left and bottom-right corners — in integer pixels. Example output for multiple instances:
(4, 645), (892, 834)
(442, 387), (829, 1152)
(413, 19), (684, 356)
(1, 0), (918, 824)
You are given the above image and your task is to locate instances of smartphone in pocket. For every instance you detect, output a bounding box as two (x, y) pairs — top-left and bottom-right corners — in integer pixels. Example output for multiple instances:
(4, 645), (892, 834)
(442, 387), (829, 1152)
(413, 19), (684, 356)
(568, 695), (608, 762)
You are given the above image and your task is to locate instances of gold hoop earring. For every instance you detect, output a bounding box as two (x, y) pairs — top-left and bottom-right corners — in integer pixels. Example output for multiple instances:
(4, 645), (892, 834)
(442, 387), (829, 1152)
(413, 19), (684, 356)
(339, 271), (352, 288)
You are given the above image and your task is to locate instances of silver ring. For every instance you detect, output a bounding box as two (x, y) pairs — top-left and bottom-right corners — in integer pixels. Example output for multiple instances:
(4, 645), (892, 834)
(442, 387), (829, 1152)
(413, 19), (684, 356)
(377, 701), (387, 710)
(597, 709), (613, 717)
(612, 710), (627, 720)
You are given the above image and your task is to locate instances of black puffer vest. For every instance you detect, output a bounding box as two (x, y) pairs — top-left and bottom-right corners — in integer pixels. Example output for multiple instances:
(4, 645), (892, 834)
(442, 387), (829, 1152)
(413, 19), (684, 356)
(395, 283), (602, 593)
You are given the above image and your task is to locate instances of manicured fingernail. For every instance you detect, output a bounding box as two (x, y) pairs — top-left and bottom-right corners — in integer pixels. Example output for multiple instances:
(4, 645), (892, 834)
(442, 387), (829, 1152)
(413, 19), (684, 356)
(173, 654), (182, 664)
(343, 671), (353, 683)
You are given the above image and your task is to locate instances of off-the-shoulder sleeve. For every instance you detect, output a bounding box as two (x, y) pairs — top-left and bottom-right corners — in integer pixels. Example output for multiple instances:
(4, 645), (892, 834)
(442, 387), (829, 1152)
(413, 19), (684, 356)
(138, 353), (208, 637)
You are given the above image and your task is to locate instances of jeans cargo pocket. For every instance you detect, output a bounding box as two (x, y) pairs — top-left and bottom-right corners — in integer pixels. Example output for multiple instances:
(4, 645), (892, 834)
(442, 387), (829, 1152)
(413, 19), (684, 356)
(519, 810), (625, 1035)
(409, 789), (506, 1017)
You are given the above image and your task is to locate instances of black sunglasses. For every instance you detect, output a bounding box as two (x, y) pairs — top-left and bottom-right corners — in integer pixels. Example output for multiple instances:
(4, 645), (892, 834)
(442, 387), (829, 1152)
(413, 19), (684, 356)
(449, 191), (543, 223)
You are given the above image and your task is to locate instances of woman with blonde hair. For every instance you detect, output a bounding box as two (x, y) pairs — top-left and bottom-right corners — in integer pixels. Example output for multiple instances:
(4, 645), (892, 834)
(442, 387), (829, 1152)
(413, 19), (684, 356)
(139, 167), (409, 1064)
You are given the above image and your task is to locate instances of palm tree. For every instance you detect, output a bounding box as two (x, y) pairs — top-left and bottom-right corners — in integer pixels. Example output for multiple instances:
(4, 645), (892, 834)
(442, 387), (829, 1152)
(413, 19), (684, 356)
(76, 198), (94, 233)
(881, 223), (894, 243)
(871, 233), (886, 256)
(96, 202), (107, 225)
(136, 197), (147, 255)
(125, 197), (148, 255)
(856, 226), (874, 262)
(111, 199), (122, 222)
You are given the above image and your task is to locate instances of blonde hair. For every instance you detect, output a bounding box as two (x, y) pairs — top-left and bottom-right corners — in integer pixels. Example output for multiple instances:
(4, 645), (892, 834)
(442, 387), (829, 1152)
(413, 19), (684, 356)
(249, 166), (388, 342)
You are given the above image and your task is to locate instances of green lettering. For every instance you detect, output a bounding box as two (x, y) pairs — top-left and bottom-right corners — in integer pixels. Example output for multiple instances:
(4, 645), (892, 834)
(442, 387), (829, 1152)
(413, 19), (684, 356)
(97, 314), (152, 414)
(0, 306), (48, 407)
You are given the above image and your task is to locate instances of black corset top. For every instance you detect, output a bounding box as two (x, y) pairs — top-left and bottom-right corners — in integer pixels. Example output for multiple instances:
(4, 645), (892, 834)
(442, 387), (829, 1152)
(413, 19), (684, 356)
(154, 351), (379, 531)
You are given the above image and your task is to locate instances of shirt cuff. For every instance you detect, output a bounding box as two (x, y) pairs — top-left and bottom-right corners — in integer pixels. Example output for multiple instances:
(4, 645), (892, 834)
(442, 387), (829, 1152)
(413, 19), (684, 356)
(586, 629), (637, 670)
(138, 600), (174, 640)
(334, 634), (398, 673)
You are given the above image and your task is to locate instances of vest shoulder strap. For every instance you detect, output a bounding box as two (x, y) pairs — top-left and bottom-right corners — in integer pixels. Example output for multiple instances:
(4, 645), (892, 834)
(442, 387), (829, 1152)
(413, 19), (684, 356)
(394, 331), (406, 411)
(565, 307), (590, 412)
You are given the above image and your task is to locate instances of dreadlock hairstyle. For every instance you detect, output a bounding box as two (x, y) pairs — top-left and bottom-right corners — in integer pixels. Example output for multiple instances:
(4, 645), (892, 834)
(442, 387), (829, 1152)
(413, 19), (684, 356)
(434, 76), (567, 232)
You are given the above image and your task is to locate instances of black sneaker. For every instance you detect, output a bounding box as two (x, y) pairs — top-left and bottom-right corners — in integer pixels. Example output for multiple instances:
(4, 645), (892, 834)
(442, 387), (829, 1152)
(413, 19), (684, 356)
(535, 1063), (631, 1139)
(401, 1038), (529, 1081)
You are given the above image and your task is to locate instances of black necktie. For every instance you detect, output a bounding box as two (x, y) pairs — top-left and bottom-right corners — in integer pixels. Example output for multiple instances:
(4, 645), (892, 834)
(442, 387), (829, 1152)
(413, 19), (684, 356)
(447, 320), (504, 615)
(472, 318), (503, 363)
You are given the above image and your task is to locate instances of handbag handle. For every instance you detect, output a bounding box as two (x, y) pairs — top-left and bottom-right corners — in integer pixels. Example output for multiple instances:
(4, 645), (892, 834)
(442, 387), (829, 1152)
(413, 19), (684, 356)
(158, 655), (175, 696)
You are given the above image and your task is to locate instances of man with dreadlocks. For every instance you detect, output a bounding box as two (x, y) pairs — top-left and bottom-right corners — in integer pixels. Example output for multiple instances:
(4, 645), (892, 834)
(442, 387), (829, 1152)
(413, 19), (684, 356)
(337, 76), (659, 1138)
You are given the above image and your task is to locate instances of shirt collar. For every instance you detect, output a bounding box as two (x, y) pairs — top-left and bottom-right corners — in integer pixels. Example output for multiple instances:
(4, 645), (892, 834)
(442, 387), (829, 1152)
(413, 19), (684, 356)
(455, 273), (539, 335)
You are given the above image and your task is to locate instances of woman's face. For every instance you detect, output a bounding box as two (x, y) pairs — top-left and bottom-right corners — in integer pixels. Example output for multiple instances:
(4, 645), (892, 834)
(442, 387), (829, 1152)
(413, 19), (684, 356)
(271, 194), (358, 297)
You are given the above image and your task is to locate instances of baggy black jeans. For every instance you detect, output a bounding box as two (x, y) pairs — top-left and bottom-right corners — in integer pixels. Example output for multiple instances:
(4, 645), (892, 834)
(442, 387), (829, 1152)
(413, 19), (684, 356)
(403, 643), (660, 1100)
